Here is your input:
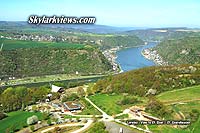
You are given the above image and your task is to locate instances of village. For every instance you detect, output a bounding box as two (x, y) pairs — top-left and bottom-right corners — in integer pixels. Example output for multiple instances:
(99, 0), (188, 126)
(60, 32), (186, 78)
(142, 48), (168, 66)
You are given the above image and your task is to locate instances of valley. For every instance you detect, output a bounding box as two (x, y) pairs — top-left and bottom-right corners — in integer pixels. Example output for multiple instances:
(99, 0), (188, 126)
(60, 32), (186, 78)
(0, 22), (200, 133)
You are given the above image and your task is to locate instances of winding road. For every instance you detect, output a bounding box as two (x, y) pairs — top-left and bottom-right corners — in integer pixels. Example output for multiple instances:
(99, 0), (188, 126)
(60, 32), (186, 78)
(40, 120), (93, 133)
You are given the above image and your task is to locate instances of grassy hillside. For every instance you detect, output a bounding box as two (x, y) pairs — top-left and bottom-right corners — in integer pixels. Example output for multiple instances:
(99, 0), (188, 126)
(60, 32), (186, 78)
(0, 40), (112, 79)
(93, 64), (200, 96)
(154, 36), (200, 64)
(157, 85), (200, 104)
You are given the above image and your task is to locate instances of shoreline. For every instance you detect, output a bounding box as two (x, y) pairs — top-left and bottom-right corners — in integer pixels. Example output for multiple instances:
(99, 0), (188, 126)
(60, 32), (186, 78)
(102, 44), (148, 74)
(141, 48), (168, 66)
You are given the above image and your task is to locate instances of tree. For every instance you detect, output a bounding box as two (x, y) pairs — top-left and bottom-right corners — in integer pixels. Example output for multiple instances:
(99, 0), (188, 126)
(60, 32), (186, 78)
(0, 112), (7, 120)
(30, 125), (35, 132)
(77, 87), (85, 97)
(42, 113), (50, 120)
(47, 119), (52, 125)
(15, 86), (28, 110)
(146, 97), (171, 118)
(62, 93), (79, 101)
(27, 115), (39, 125)
(86, 87), (94, 96)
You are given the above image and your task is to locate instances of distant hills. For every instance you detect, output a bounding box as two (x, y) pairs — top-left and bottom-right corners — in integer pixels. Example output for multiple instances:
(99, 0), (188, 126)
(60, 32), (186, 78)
(124, 27), (200, 41)
(0, 21), (142, 34)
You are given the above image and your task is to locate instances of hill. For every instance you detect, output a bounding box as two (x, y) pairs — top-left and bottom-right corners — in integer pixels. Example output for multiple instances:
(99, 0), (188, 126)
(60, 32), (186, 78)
(157, 85), (200, 104)
(125, 28), (200, 41)
(0, 21), (140, 34)
(0, 40), (112, 79)
(154, 36), (200, 64)
(93, 64), (200, 96)
(0, 22), (144, 50)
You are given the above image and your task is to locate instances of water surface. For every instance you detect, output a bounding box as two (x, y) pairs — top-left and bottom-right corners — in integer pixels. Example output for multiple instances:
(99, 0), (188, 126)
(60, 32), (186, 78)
(116, 42), (157, 72)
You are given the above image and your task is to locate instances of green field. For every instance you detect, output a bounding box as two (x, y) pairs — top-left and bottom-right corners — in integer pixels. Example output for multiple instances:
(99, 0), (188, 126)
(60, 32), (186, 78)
(78, 98), (101, 115)
(0, 38), (86, 50)
(157, 85), (200, 104)
(154, 85), (200, 133)
(148, 125), (192, 133)
(89, 94), (125, 115)
(175, 101), (200, 113)
(0, 111), (42, 133)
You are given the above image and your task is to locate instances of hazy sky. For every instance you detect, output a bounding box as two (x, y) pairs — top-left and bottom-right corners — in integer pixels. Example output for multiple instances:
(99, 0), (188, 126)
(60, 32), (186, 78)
(0, 0), (200, 27)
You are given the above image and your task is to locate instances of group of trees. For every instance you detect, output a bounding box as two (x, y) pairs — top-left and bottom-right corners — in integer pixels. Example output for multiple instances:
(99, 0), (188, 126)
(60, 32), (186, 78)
(155, 35), (200, 65)
(145, 97), (172, 118)
(62, 87), (85, 102)
(93, 64), (200, 96)
(0, 86), (50, 112)
(0, 47), (112, 79)
(117, 96), (140, 105)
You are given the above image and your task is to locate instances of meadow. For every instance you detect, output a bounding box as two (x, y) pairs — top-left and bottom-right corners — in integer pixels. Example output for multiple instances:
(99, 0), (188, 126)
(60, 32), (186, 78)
(157, 85), (200, 104)
(0, 111), (42, 133)
(89, 94), (135, 115)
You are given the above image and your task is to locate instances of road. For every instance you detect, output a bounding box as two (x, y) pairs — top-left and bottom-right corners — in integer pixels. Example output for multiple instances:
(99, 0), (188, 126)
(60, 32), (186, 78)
(85, 96), (152, 132)
(71, 119), (93, 133)
(104, 121), (137, 133)
(40, 120), (93, 133)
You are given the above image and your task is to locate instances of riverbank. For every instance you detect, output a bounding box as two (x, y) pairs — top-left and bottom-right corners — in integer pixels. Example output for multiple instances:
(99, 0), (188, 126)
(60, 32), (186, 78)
(0, 74), (105, 89)
(141, 48), (168, 66)
(103, 43), (149, 73)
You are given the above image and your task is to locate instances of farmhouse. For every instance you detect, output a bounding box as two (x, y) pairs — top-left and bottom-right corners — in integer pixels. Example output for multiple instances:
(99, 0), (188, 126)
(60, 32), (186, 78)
(63, 102), (82, 112)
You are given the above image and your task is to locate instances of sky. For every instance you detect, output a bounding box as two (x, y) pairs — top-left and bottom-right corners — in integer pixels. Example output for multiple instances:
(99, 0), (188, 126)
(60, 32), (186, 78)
(0, 0), (200, 27)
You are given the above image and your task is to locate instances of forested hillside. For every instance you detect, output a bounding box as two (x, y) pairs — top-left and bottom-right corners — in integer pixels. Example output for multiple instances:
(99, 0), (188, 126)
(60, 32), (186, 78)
(154, 36), (200, 64)
(93, 64), (200, 96)
(81, 35), (144, 49)
(0, 47), (112, 79)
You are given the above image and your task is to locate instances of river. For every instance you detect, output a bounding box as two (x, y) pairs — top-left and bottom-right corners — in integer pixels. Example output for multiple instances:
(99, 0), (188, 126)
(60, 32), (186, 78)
(116, 42), (157, 72)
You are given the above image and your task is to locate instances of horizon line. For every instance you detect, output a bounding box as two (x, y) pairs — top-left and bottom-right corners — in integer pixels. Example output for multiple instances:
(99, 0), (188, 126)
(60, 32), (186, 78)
(0, 20), (200, 29)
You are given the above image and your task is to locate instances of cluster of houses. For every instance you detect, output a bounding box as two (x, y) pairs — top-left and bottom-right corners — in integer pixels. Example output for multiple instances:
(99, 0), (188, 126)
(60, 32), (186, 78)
(1, 34), (59, 42)
(1, 33), (103, 45)
(103, 47), (120, 71)
(47, 85), (83, 113)
(142, 49), (168, 66)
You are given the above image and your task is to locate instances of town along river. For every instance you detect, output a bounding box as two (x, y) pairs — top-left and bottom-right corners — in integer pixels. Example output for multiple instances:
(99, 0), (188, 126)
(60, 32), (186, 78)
(116, 42), (157, 72)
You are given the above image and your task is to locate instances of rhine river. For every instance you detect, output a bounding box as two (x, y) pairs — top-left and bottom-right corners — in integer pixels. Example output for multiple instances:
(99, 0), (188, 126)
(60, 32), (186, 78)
(116, 42), (157, 72)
